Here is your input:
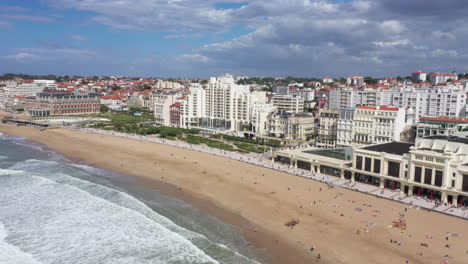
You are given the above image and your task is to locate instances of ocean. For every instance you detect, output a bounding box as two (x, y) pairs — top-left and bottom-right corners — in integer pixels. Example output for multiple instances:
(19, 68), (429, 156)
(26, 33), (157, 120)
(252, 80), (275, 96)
(0, 133), (264, 264)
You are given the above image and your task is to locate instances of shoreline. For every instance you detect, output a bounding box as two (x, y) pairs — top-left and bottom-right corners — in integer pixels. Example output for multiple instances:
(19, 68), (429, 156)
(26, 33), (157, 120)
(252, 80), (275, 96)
(2, 124), (468, 264)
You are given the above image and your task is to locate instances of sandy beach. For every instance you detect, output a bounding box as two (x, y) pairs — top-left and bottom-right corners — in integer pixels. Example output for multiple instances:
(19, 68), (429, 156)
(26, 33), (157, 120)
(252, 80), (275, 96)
(2, 124), (468, 264)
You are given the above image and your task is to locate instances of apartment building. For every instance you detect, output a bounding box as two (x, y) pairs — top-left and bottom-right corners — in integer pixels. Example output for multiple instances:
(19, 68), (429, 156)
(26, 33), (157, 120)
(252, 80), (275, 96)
(179, 86), (206, 128)
(7, 80), (56, 97)
(266, 112), (314, 141)
(412, 71), (426, 82)
(154, 94), (177, 126)
(336, 108), (355, 147)
(352, 106), (406, 146)
(272, 95), (304, 113)
(330, 85), (466, 120)
(429, 73), (458, 84)
(317, 110), (339, 148)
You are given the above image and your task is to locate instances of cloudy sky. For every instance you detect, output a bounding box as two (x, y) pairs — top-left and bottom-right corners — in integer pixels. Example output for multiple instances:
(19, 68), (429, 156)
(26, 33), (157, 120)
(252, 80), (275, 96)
(0, 0), (467, 78)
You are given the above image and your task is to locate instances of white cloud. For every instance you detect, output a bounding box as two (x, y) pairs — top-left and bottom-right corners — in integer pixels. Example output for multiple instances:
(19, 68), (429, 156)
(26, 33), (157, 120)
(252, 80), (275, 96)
(378, 20), (406, 34)
(4, 52), (39, 62)
(431, 49), (458, 57)
(66, 34), (89, 42)
(432, 31), (456, 40)
(175, 54), (211, 63)
(373, 40), (411, 48)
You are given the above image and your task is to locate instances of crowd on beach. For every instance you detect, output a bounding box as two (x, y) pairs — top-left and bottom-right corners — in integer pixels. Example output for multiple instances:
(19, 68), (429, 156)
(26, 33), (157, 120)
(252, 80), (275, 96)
(78, 128), (468, 263)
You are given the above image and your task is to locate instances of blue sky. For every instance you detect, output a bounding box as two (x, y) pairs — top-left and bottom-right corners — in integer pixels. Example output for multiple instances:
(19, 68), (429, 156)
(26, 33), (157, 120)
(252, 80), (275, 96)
(1, 0), (467, 77)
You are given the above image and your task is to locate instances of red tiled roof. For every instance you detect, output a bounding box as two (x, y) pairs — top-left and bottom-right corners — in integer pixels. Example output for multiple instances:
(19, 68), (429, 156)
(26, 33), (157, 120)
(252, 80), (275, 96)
(420, 116), (468, 123)
(380, 106), (399, 111)
(357, 106), (376, 110)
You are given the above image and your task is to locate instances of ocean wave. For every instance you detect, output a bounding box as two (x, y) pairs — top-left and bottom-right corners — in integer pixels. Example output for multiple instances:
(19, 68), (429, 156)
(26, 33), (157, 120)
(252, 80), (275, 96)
(0, 156), (7, 160)
(1, 171), (220, 264)
(0, 222), (44, 264)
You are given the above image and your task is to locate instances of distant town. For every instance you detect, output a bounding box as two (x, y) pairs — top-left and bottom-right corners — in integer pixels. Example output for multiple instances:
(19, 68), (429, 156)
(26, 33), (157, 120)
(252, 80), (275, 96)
(1, 71), (468, 207)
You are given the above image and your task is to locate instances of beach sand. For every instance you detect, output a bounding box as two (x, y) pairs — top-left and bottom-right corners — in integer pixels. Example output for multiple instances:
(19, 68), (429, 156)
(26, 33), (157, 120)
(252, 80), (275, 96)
(1, 125), (468, 264)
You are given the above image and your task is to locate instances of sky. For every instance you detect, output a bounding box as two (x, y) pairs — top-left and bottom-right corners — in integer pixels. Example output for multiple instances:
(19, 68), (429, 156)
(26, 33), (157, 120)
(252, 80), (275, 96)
(0, 0), (467, 78)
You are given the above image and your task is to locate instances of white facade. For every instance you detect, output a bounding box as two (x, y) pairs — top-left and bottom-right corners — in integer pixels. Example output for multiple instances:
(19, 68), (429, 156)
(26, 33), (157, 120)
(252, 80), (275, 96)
(336, 108), (355, 147)
(412, 71), (426, 82)
(154, 94), (177, 126)
(317, 110), (339, 148)
(179, 87), (206, 128)
(323, 77), (334, 83)
(429, 73), (458, 84)
(6, 80), (56, 97)
(252, 103), (277, 135)
(329, 85), (466, 120)
(272, 95), (304, 113)
(352, 106), (406, 146)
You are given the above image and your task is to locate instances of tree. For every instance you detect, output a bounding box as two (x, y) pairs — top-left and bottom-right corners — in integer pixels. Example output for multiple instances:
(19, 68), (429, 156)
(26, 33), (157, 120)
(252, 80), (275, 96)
(100, 104), (109, 113)
(446, 79), (453, 83)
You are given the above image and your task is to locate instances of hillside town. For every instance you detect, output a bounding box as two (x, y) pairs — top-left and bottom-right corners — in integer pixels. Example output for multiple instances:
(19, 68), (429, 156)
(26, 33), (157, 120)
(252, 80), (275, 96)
(2, 71), (468, 208)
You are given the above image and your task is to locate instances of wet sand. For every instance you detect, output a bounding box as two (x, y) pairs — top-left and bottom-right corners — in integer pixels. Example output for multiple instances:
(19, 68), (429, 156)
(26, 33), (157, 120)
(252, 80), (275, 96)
(2, 125), (468, 264)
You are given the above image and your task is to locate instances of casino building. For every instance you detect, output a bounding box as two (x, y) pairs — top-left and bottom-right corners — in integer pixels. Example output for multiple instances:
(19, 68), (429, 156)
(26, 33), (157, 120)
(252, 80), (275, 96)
(273, 136), (468, 206)
(25, 91), (100, 116)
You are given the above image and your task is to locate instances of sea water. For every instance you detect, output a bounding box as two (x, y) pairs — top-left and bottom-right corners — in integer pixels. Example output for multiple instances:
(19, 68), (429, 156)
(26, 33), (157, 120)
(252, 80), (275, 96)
(0, 133), (264, 264)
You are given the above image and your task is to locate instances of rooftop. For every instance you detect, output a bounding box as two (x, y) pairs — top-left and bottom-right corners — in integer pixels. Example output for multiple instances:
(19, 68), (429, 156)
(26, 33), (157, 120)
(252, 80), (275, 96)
(361, 142), (414, 155)
(420, 116), (468, 123)
(425, 135), (468, 144)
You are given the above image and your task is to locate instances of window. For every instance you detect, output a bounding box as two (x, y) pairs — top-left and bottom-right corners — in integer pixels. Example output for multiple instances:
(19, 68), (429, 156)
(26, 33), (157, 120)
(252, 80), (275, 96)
(414, 166), (422, 183)
(365, 157), (372, 172)
(373, 159), (381, 174)
(424, 168), (432, 185)
(387, 161), (400, 178)
(435, 171), (443, 187)
(356, 156), (363, 170)
(463, 175), (468, 192)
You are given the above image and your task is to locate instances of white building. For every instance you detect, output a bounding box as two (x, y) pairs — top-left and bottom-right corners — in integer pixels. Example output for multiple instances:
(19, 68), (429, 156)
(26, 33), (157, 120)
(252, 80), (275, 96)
(429, 73), (458, 84)
(330, 85), (466, 121)
(346, 75), (364, 86)
(272, 95), (304, 113)
(323, 77), (334, 83)
(205, 74), (258, 131)
(179, 86), (206, 128)
(7, 80), (56, 97)
(352, 106), (406, 146)
(252, 103), (277, 136)
(100, 95), (127, 110)
(336, 108), (355, 147)
(412, 71), (427, 82)
(317, 110), (339, 148)
(266, 112), (314, 141)
(154, 94), (177, 126)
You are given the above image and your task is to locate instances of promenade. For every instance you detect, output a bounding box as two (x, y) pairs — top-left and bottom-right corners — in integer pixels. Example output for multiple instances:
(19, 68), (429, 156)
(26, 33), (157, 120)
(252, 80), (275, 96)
(80, 128), (468, 220)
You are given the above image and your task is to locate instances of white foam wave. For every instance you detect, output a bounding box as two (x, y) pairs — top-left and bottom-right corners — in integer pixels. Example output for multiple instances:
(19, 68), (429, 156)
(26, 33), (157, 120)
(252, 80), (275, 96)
(0, 222), (43, 264)
(0, 168), (22, 176)
(0, 171), (219, 264)
(0, 156), (7, 160)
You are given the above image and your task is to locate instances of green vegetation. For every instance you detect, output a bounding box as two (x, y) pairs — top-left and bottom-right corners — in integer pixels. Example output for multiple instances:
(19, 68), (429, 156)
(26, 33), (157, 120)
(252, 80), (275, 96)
(234, 143), (268, 153)
(211, 134), (280, 147)
(100, 104), (109, 113)
(180, 135), (234, 151)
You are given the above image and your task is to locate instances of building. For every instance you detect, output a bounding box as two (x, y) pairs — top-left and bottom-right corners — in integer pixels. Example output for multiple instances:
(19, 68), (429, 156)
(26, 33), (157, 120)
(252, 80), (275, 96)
(100, 95), (127, 110)
(179, 86), (206, 128)
(273, 137), (468, 205)
(170, 103), (182, 127)
(352, 106), (406, 146)
(266, 112), (314, 141)
(317, 110), (339, 148)
(412, 71), (427, 82)
(252, 103), (277, 136)
(204, 74), (253, 131)
(329, 89), (379, 110)
(25, 91), (100, 116)
(336, 108), (355, 147)
(7, 80), (56, 97)
(323, 77), (334, 83)
(416, 116), (468, 138)
(154, 95), (177, 126)
(330, 85), (466, 120)
(272, 95), (304, 113)
(346, 75), (364, 86)
(429, 73), (458, 84)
